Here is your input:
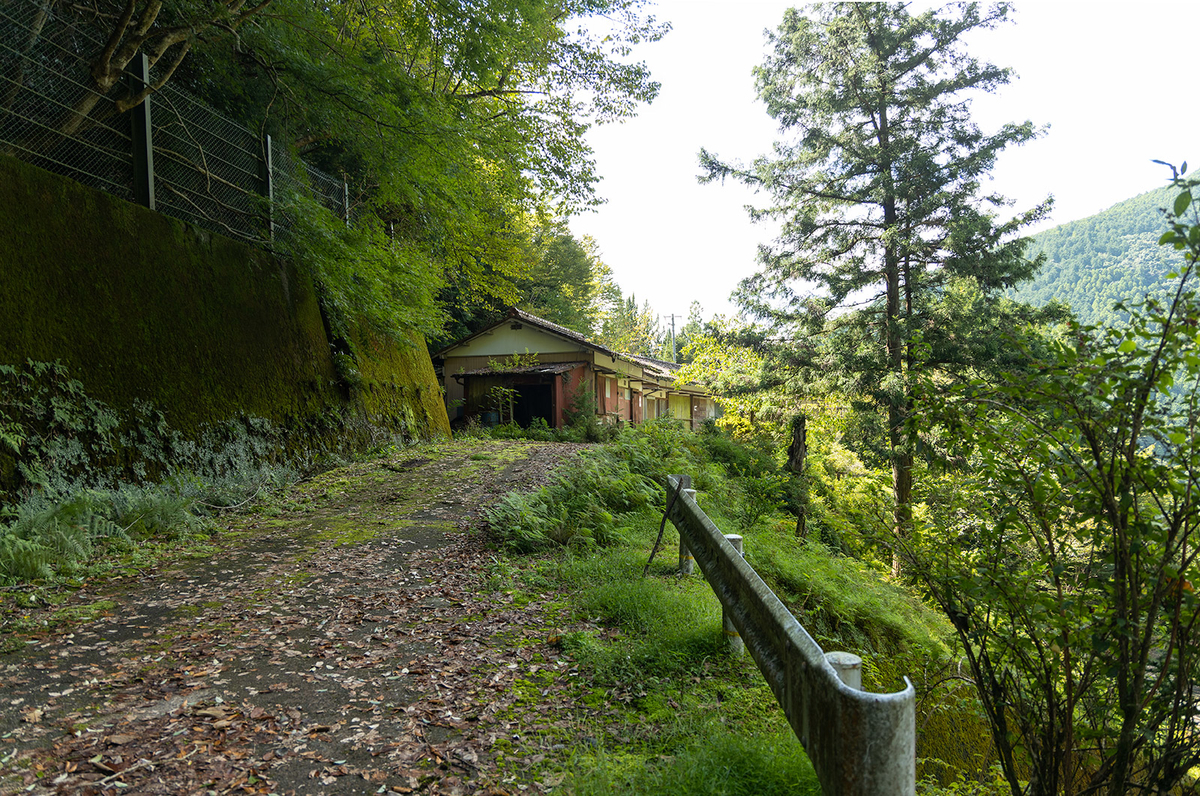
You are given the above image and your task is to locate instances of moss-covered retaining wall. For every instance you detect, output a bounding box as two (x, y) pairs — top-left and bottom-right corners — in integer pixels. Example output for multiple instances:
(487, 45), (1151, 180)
(0, 154), (450, 459)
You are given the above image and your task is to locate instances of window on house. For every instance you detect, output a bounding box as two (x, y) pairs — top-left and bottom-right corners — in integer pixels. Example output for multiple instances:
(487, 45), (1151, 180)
(605, 378), (611, 398)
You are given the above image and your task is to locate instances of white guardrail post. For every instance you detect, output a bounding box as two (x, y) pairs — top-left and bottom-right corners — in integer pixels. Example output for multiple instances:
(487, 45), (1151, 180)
(677, 476), (696, 575)
(667, 475), (915, 796)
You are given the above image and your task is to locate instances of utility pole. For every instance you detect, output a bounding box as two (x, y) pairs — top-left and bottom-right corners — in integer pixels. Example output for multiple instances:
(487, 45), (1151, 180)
(668, 313), (679, 363)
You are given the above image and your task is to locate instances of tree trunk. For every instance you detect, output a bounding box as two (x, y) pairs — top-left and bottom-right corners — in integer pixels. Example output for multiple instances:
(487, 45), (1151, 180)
(2, 0), (53, 111)
(785, 413), (808, 540)
(883, 193), (910, 577)
(890, 442), (912, 578)
(785, 413), (806, 473)
(877, 92), (910, 577)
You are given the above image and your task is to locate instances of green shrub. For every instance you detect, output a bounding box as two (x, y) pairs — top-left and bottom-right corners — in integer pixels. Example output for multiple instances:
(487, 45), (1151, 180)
(0, 360), (120, 504)
(698, 425), (775, 478)
(0, 495), (130, 583)
(482, 418), (757, 552)
(525, 417), (555, 441)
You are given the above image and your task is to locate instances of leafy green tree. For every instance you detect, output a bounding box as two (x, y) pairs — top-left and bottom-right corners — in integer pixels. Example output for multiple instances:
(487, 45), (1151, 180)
(909, 168), (1200, 796)
(597, 292), (660, 357)
(43, 0), (272, 135)
(700, 2), (1054, 570)
(239, 0), (666, 334)
(677, 316), (773, 418)
(27, 0), (668, 342)
(517, 223), (605, 336)
(1016, 179), (1190, 326)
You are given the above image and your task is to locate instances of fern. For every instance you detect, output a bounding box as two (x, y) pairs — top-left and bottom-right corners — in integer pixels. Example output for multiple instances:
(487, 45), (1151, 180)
(0, 495), (134, 581)
(83, 512), (124, 540)
(0, 419), (23, 456)
(0, 533), (55, 582)
(0, 361), (307, 585)
(42, 519), (93, 569)
(111, 488), (203, 539)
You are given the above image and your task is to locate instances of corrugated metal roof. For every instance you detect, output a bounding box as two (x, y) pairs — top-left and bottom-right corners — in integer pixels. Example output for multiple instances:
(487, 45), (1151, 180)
(627, 354), (679, 378)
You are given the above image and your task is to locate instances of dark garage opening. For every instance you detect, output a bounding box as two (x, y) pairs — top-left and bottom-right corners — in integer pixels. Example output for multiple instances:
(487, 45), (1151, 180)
(514, 383), (553, 427)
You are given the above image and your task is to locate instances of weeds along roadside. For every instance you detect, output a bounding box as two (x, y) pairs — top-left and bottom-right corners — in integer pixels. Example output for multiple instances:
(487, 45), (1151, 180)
(0, 361), (391, 635)
(479, 419), (1000, 794)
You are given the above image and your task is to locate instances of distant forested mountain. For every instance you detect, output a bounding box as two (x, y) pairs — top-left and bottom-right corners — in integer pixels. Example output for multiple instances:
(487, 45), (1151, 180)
(1015, 180), (1184, 327)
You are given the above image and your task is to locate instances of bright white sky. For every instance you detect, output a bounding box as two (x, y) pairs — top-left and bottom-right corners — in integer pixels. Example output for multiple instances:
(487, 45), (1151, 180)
(569, 1), (1200, 326)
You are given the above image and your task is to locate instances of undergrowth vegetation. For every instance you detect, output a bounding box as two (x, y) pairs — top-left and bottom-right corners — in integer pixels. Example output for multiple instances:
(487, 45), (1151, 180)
(481, 419), (998, 794)
(0, 360), (351, 589)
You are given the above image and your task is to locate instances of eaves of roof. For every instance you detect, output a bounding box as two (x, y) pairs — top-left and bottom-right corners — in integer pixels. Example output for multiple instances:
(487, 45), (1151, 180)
(452, 361), (586, 378)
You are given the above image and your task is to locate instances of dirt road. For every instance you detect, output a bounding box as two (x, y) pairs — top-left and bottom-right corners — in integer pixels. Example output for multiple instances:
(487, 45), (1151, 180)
(0, 440), (587, 795)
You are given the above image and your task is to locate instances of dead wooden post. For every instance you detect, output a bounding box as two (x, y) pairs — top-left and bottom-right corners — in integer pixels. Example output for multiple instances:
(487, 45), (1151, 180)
(825, 650), (862, 690)
(723, 533), (745, 657)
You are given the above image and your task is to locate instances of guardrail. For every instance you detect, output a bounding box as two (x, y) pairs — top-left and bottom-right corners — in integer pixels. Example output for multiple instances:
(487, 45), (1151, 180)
(666, 475), (915, 796)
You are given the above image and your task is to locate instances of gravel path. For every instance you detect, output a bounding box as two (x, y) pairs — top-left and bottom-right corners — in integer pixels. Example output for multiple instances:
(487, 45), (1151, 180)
(0, 440), (588, 796)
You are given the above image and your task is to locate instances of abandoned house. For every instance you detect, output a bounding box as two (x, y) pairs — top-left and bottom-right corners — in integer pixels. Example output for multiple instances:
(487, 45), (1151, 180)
(433, 308), (718, 429)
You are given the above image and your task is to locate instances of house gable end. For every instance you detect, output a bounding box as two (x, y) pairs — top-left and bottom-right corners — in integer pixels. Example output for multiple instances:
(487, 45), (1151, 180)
(440, 324), (589, 358)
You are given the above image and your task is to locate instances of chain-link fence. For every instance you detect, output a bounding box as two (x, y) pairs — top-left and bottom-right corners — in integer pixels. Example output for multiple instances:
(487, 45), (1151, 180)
(151, 80), (267, 243)
(0, 0), (350, 246)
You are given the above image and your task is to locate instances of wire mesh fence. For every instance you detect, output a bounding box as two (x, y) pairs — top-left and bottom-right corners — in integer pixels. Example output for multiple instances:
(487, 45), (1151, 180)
(0, 0), (135, 202)
(0, 0), (350, 246)
(151, 81), (267, 243)
(271, 137), (354, 238)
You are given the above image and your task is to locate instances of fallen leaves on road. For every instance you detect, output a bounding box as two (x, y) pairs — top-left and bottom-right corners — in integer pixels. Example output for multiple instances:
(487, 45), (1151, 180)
(0, 441), (604, 795)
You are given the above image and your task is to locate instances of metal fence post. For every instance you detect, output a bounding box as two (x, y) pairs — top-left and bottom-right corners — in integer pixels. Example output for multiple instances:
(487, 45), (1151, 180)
(261, 134), (274, 242)
(343, 176), (350, 226)
(128, 53), (154, 210)
(723, 533), (745, 657)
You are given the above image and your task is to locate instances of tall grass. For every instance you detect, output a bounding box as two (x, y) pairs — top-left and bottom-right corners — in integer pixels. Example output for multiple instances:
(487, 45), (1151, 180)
(554, 537), (724, 681)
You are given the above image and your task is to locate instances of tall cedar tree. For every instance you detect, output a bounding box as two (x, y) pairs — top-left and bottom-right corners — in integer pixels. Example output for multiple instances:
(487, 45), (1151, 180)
(701, 2), (1051, 570)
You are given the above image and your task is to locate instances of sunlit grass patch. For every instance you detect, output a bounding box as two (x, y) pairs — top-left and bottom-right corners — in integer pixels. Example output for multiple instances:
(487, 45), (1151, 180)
(568, 722), (821, 796)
